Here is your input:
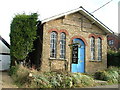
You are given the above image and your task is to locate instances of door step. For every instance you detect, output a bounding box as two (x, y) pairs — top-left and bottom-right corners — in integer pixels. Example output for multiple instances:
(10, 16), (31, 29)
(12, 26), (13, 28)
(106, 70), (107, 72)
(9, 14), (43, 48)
(94, 80), (107, 85)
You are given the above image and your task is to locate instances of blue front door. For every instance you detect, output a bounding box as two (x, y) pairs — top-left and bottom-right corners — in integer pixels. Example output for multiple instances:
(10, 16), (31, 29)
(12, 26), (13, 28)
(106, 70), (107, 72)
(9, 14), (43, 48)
(71, 38), (85, 73)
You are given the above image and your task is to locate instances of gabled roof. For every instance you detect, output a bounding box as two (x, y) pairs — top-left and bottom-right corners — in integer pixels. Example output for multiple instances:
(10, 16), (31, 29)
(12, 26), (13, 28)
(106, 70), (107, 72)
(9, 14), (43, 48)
(0, 35), (10, 49)
(41, 6), (113, 34)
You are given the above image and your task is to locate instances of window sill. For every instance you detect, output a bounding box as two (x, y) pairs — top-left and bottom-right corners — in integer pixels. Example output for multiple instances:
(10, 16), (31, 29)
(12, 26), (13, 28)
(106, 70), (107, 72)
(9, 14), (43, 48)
(49, 58), (67, 61)
(89, 60), (102, 62)
(49, 58), (57, 60)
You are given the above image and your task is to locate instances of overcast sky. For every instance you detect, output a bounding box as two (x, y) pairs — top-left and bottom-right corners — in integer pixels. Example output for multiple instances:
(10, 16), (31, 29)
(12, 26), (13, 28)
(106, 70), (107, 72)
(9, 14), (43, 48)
(0, 0), (119, 44)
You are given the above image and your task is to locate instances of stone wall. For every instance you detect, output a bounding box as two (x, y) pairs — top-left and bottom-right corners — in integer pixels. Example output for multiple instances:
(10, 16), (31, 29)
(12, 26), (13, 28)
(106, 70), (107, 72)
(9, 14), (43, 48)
(40, 12), (107, 73)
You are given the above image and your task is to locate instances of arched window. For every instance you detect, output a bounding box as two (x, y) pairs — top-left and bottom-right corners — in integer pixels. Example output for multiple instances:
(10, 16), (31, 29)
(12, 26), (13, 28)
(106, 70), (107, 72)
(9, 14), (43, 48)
(60, 33), (66, 59)
(90, 37), (95, 60)
(98, 38), (102, 60)
(50, 32), (57, 58)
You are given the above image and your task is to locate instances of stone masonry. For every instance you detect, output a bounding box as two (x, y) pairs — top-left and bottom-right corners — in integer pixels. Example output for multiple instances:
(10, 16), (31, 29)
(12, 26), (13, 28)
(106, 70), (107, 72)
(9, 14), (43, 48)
(40, 12), (108, 73)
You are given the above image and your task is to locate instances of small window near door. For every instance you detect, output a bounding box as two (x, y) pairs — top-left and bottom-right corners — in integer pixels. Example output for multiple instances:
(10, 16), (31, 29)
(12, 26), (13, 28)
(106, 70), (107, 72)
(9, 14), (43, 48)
(50, 32), (57, 58)
(90, 37), (95, 60)
(60, 33), (66, 59)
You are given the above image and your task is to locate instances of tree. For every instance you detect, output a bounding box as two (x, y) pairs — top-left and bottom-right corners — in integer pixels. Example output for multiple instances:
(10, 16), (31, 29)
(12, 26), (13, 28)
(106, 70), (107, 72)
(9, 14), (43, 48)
(10, 13), (38, 65)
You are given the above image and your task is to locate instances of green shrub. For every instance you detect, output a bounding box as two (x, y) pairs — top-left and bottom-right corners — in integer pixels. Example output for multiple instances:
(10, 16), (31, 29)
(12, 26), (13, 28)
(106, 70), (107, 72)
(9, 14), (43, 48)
(10, 13), (38, 65)
(10, 65), (30, 87)
(9, 65), (19, 76)
(94, 67), (119, 84)
(11, 66), (96, 88)
(107, 50), (120, 67)
(31, 74), (51, 88)
(71, 73), (94, 87)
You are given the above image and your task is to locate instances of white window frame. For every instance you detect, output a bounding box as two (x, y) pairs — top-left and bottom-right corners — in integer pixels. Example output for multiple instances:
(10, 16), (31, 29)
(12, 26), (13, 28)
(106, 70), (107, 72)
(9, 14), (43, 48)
(90, 37), (95, 60)
(98, 38), (102, 60)
(60, 33), (66, 59)
(50, 32), (57, 58)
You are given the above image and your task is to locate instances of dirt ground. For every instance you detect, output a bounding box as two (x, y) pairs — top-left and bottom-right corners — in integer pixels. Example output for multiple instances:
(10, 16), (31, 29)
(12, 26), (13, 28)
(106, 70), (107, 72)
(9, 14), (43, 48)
(89, 84), (119, 88)
(0, 71), (119, 89)
(0, 71), (18, 88)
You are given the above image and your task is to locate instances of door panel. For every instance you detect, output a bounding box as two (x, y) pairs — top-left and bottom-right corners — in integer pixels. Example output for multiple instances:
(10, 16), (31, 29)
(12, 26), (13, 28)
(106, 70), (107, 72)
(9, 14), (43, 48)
(71, 38), (85, 73)
(71, 64), (77, 72)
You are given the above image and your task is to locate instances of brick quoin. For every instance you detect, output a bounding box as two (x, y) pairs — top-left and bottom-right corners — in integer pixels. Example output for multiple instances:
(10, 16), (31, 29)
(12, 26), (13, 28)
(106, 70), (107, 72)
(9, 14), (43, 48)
(88, 34), (97, 38)
(70, 35), (88, 46)
(88, 34), (103, 40)
(97, 35), (104, 40)
(48, 28), (59, 34)
(59, 29), (69, 35)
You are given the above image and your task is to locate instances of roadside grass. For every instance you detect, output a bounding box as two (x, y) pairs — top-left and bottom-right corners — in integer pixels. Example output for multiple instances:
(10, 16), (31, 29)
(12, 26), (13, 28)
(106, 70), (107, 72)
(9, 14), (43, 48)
(9, 65), (119, 88)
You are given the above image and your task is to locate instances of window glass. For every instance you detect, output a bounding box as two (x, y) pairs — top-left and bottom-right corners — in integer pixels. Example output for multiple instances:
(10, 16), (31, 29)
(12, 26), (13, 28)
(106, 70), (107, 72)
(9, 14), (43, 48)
(60, 33), (66, 59)
(50, 32), (57, 58)
(98, 38), (102, 60)
(109, 40), (114, 45)
(90, 37), (95, 60)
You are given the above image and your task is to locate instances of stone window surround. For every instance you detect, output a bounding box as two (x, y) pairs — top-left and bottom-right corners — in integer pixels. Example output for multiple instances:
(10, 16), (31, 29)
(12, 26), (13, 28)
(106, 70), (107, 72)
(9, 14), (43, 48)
(88, 33), (103, 61)
(48, 29), (103, 62)
(88, 34), (104, 40)
(98, 37), (102, 61)
(60, 32), (66, 59)
(48, 28), (69, 35)
(48, 28), (69, 60)
(50, 32), (57, 58)
(90, 36), (95, 60)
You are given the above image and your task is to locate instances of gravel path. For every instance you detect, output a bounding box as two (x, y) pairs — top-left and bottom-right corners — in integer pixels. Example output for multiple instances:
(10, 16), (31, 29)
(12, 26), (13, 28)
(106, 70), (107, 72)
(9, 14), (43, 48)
(90, 84), (119, 88)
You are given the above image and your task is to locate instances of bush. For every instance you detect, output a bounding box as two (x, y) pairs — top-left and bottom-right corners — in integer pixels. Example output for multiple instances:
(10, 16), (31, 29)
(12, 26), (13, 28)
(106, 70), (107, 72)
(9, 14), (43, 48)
(107, 50), (120, 67)
(71, 73), (95, 87)
(10, 65), (30, 87)
(9, 65), (19, 76)
(10, 13), (38, 65)
(94, 67), (119, 84)
(10, 65), (96, 88)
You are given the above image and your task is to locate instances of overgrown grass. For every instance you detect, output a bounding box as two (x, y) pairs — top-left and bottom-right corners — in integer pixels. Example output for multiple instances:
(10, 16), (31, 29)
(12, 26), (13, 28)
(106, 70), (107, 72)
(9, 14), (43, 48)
(9, 65), (119, 88)
(9, 65), (95, 88)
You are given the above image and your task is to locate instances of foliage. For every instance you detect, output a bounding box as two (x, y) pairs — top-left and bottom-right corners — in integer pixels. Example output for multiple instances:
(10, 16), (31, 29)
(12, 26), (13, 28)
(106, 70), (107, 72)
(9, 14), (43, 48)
(10, 13), (38, 63)
(107, 49), (120, 67)
(94, 66), (119, 84)
(9, 65), (30, 87)
(71, 73), (95, 87)
(10, 65), (96, 88)
(9, 65), (19, 76)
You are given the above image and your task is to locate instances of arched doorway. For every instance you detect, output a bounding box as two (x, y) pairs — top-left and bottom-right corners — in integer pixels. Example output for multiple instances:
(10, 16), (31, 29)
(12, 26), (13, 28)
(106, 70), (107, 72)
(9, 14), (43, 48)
(71, 38), (85, 73)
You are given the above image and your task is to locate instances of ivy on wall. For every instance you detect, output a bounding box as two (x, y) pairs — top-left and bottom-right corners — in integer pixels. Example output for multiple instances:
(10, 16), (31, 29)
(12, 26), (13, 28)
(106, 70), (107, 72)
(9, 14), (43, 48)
(10, 13), (38, 65)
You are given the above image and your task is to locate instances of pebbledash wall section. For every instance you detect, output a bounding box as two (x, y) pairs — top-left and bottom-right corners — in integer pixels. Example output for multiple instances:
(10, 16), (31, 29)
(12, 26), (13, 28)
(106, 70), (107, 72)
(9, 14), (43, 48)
(40, 12), (107, 73)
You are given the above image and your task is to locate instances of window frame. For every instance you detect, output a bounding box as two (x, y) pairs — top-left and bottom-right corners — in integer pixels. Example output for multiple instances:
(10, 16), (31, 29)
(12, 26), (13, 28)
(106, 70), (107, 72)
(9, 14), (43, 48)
(50, 32), (57, 58)
(108, 40), (114, 45)
(98, 38), (102, 60)
(60, 32), (66, 59)
(90, 37), (95, 60)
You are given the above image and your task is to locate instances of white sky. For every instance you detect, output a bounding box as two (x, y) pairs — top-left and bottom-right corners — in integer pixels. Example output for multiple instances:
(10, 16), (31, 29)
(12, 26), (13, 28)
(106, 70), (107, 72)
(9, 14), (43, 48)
(0, 0), (119, 44)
